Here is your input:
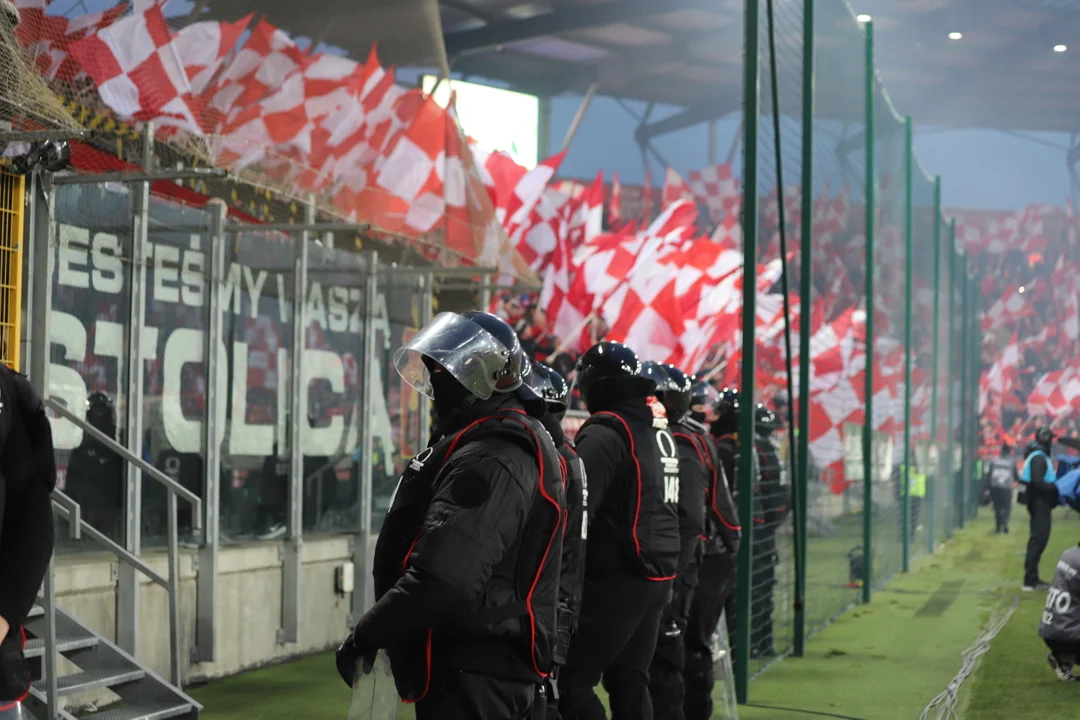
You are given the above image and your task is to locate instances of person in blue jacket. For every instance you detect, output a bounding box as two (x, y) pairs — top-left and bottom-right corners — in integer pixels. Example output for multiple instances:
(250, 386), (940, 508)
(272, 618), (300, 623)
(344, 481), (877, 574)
(1020, 428), (1059, 591)
(1053, 454), (1080, 513)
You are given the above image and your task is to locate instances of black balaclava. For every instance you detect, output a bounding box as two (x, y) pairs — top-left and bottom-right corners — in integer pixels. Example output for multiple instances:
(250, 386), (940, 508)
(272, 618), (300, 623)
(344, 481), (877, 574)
(690, 405), (707, 424)
(428, 366), (476, 431)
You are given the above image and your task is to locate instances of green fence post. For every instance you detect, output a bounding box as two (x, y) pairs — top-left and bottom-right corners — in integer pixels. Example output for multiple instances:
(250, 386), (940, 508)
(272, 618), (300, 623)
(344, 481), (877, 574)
(963, 250), (972, 526)
(927, 177), (942, 556)
(976, 269), (984, 518)
(966, 261), (976, 521)
(735, 0), (760, 704)
(794, 0), (814, 659)
(945, 221), (957, 540)
(861, 19), (875, 603)
(901, 116), (913, 573)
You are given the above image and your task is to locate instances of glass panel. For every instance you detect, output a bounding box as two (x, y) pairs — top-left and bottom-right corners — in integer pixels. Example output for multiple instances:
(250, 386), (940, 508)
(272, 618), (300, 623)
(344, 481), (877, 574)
(50, 182), (133, 551)
(218, 227), (294, 542)
(140, 198), (212, 549)
(301, 243), (367, 534)
(369, 270), (425, 532)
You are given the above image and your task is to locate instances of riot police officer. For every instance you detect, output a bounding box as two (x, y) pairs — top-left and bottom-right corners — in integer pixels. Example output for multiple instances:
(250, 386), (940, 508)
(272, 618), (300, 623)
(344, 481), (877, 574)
(0, 364), (58, 710)
(528, 362), (587, 720)
(688, 380), (720, 426)
(983, 443), (1017, 534)
(558, 343), (680, 720)
(685, 386), (740, 720)
(335, 311), (565, 720)
(750, 404), (789, 659)
(639, 363), (707, 720)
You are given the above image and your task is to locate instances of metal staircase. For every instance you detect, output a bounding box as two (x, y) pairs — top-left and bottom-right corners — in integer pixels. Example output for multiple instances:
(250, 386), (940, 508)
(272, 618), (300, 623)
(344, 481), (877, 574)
(21, 603), (200, 720)
(20, 400), (207, 720)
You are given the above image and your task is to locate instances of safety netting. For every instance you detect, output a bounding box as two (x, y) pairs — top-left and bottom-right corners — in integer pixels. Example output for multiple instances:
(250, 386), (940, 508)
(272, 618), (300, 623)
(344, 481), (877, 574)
(800, 0), (866, 637)
(739, 4), (982, 696)
(4, 1), (529, 276)
(932, 222), (954, 546)
(746, 0), (802, 678)
(0, 1), (81, 134)
(908, 160), (938, 563)
(868, 82), (907, 591)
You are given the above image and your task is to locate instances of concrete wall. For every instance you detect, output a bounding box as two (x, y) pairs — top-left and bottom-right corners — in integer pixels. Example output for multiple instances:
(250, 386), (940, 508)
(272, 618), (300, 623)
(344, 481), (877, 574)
(55, 535), (355, 696)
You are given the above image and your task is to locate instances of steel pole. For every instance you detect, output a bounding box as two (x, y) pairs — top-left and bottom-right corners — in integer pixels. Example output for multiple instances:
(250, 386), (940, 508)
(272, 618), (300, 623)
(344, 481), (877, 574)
(735, 0), (760, 704)
(118, 121), (154, 657)
(927, 177), (942, 555)
(793, 0), (814, 658)
(945, 220), (957, 540)
(861, 22), (875, 603)
(26, 172), (53, 395)
(195, 199), (227, 662)
(902, 116), (914, 573)
(280, 198), (314, 646)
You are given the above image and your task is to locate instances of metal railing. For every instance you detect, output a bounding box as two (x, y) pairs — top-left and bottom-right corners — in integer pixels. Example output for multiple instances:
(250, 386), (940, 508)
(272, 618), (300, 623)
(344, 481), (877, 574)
(40, 397), (204, 716)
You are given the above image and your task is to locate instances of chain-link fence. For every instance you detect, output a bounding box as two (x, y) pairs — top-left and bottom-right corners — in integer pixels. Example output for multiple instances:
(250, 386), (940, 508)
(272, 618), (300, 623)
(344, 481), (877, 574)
(738, 2), (981, 700)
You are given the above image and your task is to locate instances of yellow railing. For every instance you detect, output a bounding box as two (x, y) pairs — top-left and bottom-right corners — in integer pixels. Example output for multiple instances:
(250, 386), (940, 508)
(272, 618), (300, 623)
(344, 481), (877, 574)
(0, 171), (24, 370)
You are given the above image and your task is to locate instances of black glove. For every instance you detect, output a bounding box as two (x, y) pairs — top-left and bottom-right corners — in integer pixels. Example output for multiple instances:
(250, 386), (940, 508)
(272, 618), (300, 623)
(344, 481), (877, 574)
(0, 630), (30, 704)
(335, 632), (376, 688)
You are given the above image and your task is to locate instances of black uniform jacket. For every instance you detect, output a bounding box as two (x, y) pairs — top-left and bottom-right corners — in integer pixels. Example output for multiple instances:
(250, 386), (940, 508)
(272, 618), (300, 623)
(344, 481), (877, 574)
(0, 367), (57, 634)
(361, 393), (564, 701)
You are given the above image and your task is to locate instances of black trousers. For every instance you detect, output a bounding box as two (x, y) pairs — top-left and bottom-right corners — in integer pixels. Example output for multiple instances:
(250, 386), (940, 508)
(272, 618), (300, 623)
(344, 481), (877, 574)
(1045, 638), (1080, 662)
(559, 574), (671, 720)
(684, 553), (735, 720)
(990, 487), (1012, 532)
(1025, 499), (1053, 586)
(647, 630), (685, 720)
(414, 668), (536, 720)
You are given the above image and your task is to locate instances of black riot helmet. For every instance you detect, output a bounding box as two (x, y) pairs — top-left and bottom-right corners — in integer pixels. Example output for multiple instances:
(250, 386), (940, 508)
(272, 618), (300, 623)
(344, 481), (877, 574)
(691, 379), (720, 423)
(394, 311), (527, 402)
(86, 392), (116, 436)
(755, 403), (782, 435)
(575, 341), (656, 412)
(658, 364), (694, 422)
(711, 387), (741, 436)
(530, 362), (570, 419)
(640, 360), (669, 389)
(1035, 426), (1055, 450)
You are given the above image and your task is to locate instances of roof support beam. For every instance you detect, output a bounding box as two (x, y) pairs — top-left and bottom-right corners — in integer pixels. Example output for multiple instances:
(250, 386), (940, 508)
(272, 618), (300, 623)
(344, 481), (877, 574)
(635, 98), (740, 143)
(443, 0), (716, 57)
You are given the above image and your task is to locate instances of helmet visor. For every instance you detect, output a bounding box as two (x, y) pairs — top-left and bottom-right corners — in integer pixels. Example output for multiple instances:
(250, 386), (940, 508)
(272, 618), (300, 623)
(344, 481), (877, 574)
(393, 312), (511, 400)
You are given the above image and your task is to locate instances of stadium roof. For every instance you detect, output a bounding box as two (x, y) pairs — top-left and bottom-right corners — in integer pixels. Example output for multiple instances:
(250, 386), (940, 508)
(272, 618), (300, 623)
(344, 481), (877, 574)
(861, 0), (1080, 133)
(186, 0), (1080, 137)
(185, 0), (746, 137)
